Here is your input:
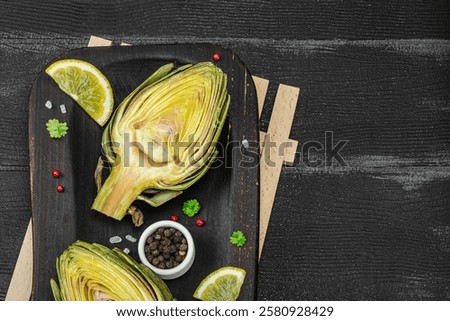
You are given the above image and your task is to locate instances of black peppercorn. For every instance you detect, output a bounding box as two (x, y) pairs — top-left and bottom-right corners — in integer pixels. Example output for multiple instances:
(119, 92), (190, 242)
(143, 226), (189, 269)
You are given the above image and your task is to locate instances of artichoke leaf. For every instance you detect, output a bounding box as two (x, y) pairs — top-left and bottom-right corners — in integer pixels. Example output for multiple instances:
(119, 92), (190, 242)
(50, 278), (62, 301)
(94, 156), (104, 192)
(137, 190), (183, 207)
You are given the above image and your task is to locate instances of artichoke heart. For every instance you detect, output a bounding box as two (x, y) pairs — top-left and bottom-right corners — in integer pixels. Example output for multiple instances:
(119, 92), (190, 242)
(92, 62), (230, 220)
(50, 240), (173, 301)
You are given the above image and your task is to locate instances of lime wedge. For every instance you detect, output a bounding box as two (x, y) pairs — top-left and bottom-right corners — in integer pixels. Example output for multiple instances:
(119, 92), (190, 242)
(193, 266), (246, 301)
(45, 59), (114, 126)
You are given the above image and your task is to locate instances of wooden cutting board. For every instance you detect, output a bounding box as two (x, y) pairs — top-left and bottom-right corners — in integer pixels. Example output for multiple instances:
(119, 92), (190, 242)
(6, 36), (300, 300)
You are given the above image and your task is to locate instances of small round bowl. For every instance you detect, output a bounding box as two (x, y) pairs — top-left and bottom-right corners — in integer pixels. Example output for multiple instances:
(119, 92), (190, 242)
(138, 220), (195, 280)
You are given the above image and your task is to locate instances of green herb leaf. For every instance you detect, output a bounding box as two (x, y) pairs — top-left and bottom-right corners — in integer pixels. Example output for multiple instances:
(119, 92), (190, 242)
(46, 119), (68, 138)
(230, 231), (247, 247)
(182, 199), (200, 217)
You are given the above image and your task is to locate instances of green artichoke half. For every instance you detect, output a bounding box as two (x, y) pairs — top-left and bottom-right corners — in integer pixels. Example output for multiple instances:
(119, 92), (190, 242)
(50, 240), (173, 301)
(92, 62), (230, 220)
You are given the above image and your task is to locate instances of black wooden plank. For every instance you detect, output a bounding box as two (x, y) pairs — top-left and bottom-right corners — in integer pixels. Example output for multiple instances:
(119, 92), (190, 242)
(259, 172), (450, 300)
(0, 0), (448, 40)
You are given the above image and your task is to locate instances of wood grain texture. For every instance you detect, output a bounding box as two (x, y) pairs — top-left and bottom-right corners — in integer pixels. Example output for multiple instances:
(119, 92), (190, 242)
(258, 173), (450, 300)
(0, 172), (31, 300)
(260, 132), (298, 166)
(253, 76), (299, 166)
(5, 220), (32, 301)
(0, 1), (448, 40)
(1, 0), (450, 301)
(252, 76), (269, 117)
(87, 35), (112, 47)
(259, 85), (300, 258)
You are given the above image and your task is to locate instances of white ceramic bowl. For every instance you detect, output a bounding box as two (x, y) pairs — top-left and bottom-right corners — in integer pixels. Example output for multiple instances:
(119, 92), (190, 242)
(138, 220), (195, 280)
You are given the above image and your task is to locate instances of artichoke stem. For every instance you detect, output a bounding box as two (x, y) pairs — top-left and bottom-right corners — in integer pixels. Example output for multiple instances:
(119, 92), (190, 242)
(91, 165), (143, 220)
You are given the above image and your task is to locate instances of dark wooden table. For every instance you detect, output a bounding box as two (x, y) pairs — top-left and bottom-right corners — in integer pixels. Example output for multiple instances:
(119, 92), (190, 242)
(1, 0), (449, 300)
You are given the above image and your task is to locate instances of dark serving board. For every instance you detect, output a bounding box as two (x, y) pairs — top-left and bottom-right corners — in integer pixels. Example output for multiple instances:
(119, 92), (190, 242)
(28, 44), (259, 300)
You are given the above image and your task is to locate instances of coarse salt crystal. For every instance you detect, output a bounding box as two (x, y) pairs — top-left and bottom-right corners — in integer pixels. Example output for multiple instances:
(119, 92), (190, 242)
(125, 234), (137, 242)
(45, 100), (52, 109)
(123, 248), (130, 254)
(60, 104), (67, 114)
(242, 139), (249, 148)
(109, 236), (122, 244)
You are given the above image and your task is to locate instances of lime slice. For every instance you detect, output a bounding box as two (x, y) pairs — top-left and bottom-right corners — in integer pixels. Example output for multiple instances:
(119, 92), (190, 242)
(193, 266), (246, 301)
(45, 59), (114, 126)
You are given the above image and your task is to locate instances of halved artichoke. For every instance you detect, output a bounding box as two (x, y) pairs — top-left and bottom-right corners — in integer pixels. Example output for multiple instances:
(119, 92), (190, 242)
(50, 240), (173, 301)
(92, 62), (230, 220)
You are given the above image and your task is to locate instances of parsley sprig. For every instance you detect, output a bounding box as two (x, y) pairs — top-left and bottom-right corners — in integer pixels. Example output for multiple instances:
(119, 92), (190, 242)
(46, 119), (68, 138)
(230, 231), (247, 247)
(182, 199), (201, 217)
